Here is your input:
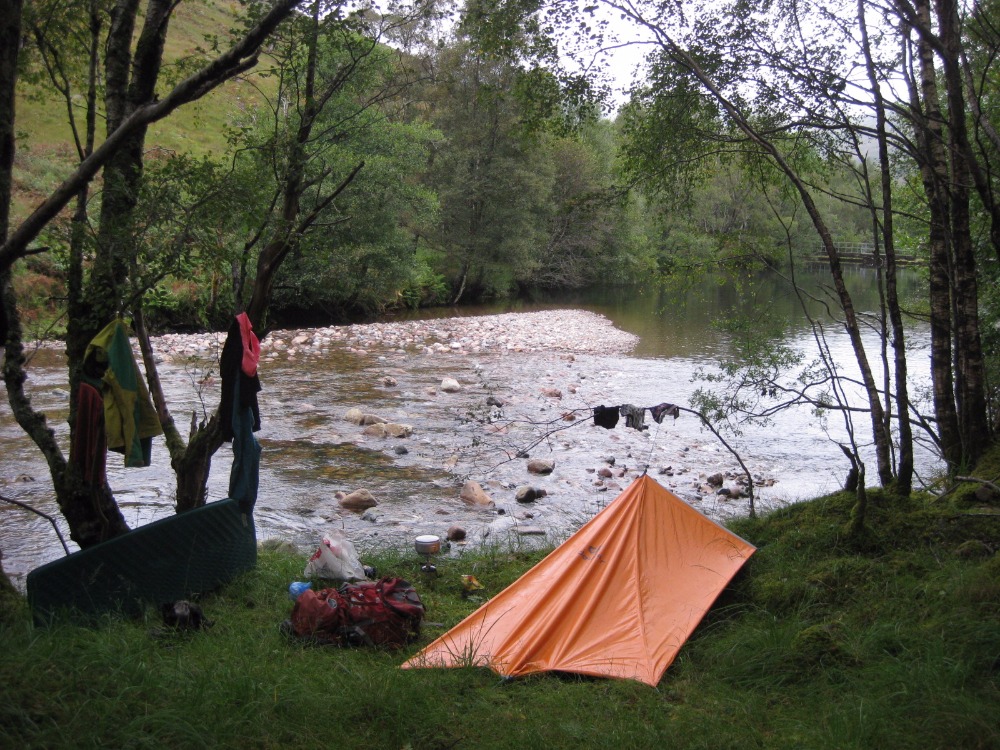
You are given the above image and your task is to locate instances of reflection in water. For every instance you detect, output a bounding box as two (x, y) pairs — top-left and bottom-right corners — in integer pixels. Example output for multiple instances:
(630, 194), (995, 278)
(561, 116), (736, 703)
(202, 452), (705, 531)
(391, 266), (926, 360)
(0, 268), (938, 589)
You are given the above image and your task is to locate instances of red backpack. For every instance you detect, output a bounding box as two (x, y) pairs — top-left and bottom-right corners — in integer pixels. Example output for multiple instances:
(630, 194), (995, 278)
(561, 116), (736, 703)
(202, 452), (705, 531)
(288, 577), (425, 648)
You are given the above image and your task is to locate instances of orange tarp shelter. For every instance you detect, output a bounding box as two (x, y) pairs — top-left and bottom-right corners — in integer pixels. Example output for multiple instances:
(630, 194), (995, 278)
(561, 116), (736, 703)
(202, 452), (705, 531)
(401, 474), (756, 686)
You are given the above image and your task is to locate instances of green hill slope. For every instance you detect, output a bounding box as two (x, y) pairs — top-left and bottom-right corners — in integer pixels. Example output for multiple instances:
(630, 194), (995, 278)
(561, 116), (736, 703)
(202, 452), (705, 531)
(12, 0), (268, 224)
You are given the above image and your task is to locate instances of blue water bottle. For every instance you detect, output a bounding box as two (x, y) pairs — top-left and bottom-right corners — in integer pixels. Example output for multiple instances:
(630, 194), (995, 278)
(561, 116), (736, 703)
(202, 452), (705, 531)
(288, 581), (313, 600)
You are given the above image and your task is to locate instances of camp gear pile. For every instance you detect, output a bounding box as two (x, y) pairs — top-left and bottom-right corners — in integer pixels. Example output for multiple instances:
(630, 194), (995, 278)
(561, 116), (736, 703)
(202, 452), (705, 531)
(288, 578), (425, 648)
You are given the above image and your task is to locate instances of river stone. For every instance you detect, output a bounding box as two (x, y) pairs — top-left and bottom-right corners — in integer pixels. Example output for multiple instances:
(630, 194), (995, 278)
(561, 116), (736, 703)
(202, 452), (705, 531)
(340, 489), (378, 511)
(516, 526), (546, 536)
(446, 526), (467, 541)
(527, 459), (555, 475)
(515, 486), (547, 503)
(363, 422), (413, 438)
(597, 466), (613, 478)
(974, 485), (999, 504)
(344, 408), (387, 426)
(441, 377), (462, 393)
(540, 387), (562, 399)
(460, 480), (495, 507)
(707, 472), (724, 487)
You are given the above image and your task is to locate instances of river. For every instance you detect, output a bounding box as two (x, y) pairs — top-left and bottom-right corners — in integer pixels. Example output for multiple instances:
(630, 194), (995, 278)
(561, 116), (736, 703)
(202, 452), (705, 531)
(0, 267), (938, 589)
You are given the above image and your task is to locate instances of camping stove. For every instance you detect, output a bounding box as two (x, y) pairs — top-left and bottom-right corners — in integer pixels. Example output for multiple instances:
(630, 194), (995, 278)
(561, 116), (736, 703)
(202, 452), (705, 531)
(414, 535), (440, 577)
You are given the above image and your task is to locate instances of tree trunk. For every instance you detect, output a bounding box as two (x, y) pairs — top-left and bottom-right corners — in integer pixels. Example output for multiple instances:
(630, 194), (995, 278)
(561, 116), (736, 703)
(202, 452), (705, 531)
(172, 417), (225, 513)
(611, 14), (896, 486)
(935, 0), (990, 466)
(0, 0), (18, 353)
(860, 0), (913, 494)
(176, 0), (365, 510)
(0, 0), (18, 253)
(2, 0), (304, 546)
(0, 0), (21, 591)
(51, 0), (177, 545)
(908, 3), (964, 470)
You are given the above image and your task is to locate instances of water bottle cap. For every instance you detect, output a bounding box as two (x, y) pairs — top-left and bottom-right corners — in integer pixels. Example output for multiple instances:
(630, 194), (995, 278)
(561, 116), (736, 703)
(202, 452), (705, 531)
(288, 581), (313, 599)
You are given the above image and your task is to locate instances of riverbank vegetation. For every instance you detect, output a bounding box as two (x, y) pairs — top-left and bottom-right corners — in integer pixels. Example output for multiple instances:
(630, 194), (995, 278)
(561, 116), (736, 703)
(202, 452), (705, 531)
(6, 0), (888, 336)
(1, 451), (998, 748)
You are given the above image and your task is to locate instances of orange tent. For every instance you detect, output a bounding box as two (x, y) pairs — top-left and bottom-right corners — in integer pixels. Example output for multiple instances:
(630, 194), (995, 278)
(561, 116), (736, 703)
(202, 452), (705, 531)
(401, 474), (756, 686)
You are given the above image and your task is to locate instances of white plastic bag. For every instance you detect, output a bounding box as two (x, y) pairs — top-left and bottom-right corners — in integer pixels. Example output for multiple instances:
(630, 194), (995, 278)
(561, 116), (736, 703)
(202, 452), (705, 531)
(304, 529), (367, 582)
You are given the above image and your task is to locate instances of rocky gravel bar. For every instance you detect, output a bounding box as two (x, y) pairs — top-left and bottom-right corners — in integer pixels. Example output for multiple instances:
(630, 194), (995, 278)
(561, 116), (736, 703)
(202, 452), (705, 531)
(151, 309), (640, 362)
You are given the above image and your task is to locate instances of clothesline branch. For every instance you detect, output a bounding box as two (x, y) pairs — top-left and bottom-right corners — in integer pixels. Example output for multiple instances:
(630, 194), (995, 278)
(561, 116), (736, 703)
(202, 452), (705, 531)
(674, 406), (756, 517)
(0, 494), (72, 556)
(468, 402), (756, 518)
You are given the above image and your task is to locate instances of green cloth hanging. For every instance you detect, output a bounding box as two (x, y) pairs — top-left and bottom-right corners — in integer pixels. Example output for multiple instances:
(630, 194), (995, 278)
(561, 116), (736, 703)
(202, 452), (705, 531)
(85, 319), (162, 467)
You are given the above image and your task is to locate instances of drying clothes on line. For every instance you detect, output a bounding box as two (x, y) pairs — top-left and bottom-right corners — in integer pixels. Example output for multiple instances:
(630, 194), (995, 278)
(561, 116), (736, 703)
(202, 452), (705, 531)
(619, 404), (647, 431)
(593, 405), (620, 430)
(71, 376), (107, 485)
(219, 313), (262, 442)
(85, 319), (162, 468)
(220, 313), (264, 511)
(228, 376), (261, 512)
(649, 403), (681, 423)
(588, 401), (682, 432)
(237, 311), (260, 377)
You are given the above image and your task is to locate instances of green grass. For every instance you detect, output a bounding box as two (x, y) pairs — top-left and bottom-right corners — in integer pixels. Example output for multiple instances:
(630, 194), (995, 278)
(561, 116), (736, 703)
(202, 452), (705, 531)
(2, 463), (999, 749)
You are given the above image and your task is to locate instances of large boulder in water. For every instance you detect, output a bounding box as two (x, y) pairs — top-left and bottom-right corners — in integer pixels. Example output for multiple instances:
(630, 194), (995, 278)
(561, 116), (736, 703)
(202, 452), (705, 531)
(527, 458), (555, 475)
(340, 488), (378, 511)
(363, 422), (413, 438)
(460, 480), (495, 508)
(440, 377), (462, 393)
(344, 408), (387, 426)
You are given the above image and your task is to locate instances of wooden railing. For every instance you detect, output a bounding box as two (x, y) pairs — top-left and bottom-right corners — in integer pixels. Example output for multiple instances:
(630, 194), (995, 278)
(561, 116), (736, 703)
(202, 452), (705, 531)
(802, 242), (921, 265)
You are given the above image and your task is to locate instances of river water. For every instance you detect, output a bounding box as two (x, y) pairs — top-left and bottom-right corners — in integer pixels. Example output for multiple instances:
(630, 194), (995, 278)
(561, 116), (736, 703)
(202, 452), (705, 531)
(0, 267), (937, 589)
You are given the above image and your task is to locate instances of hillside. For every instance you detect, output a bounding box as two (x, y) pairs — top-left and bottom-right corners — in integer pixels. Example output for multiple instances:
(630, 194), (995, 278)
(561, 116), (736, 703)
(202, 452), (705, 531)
(12, 0), (268, 225)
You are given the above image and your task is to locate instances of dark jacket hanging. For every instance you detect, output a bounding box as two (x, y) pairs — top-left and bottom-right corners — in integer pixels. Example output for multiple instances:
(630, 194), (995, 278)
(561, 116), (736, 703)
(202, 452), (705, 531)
(219, 313), (262, 442)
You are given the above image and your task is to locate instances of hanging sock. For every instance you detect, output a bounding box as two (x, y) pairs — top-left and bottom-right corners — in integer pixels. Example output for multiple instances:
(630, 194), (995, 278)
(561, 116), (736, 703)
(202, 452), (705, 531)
(649, 403), (680, 423)
(619, 404), (647, 430)
(593, 405), (620, 430)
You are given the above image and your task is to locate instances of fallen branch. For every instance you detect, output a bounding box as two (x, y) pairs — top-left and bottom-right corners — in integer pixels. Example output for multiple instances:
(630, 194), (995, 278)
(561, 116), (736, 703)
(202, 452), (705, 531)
(954, 476), (1000, 494)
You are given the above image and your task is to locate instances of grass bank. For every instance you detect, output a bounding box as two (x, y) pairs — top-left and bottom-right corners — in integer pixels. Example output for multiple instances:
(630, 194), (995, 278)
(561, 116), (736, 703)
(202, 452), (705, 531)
(1, 475), (998, 749)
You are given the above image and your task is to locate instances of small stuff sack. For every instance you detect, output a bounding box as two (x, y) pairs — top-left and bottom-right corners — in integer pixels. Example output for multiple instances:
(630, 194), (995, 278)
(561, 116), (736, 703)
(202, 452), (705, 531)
(304, 529), (367, 582)
(289, 577), (425, 648)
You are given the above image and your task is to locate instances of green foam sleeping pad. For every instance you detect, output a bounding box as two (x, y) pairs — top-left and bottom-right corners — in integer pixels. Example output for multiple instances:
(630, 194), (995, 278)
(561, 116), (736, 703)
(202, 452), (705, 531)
(26, 498), (257, 622)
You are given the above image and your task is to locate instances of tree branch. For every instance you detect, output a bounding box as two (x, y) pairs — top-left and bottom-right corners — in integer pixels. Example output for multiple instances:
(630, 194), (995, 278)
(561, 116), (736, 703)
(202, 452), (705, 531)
(0, 0), (304, 274)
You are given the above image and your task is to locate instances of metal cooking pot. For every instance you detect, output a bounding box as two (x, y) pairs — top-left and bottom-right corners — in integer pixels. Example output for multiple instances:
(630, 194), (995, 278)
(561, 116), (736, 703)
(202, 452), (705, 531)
(414, 534), (441, 555)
